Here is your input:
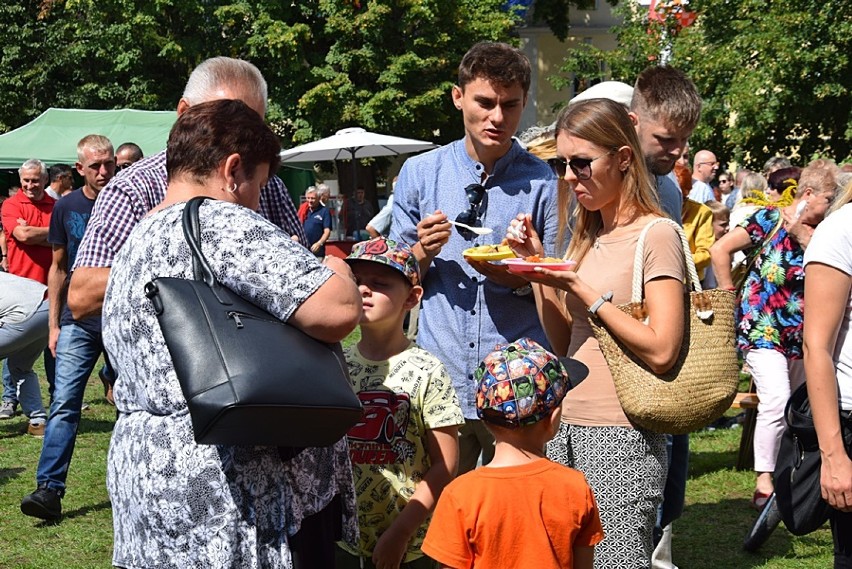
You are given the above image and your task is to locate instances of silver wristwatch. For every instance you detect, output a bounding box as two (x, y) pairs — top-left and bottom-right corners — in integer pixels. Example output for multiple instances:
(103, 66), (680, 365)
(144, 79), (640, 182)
(587, 291), (614, 315)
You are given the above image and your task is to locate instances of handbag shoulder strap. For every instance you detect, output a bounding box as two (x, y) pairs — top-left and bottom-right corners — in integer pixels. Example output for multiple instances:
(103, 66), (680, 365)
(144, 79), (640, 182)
(630, 217), (703, 304)
(182, 196), (217, 287)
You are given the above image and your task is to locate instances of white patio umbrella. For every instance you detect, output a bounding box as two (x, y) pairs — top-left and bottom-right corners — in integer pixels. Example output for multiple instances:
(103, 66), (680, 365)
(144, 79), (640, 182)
(279, 127), (437, 191)
(279, 126), (437, 163)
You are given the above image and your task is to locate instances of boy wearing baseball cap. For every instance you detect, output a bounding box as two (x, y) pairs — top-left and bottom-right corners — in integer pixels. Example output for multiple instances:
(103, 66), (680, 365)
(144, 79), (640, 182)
(337, 237), (464, 569)
(422, 338), (603, 569)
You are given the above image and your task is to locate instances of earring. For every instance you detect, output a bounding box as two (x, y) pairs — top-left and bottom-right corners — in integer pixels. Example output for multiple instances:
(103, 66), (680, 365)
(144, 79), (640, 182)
(226, 182), (237, 193)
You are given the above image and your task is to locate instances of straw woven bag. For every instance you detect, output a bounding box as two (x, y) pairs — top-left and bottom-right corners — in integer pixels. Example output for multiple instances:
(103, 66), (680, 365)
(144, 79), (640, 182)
(589, 218), (740, 434)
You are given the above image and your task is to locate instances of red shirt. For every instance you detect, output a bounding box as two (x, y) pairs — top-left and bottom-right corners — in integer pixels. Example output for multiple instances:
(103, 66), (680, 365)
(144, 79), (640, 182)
(1, 191), (55, 284)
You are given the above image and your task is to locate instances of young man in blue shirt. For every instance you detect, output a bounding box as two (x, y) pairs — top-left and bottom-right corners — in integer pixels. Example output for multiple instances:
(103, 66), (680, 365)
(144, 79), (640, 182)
(391, 41), (558, 474)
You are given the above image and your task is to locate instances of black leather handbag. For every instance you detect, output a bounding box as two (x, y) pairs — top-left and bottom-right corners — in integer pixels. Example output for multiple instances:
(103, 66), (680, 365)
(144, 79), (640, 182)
(143, 197), (362, 447)
(774, 383), (852, 535)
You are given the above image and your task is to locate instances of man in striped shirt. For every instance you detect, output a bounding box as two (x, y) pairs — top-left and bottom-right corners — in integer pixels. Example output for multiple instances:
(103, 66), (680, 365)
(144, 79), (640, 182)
(68, 57), (306, 319)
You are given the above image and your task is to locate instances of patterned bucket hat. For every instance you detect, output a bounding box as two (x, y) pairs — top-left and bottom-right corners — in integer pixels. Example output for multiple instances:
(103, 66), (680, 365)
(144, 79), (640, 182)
(475, 338), (588, 428)
(345, 237), (420, 286)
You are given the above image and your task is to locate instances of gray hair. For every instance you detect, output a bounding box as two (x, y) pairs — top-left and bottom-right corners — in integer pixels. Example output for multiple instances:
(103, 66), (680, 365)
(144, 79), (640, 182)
(763, 155), (792, 175)
(316, 183), (330, 199)
(182, 57), (268, 113)
(19, 159), (48, 179)
(77, 134), (114, 163)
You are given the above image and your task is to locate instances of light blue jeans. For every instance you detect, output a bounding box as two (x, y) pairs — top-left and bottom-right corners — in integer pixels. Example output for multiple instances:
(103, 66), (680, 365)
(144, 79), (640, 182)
(0, 300), (49, 422)
(36, 322), (104, 491)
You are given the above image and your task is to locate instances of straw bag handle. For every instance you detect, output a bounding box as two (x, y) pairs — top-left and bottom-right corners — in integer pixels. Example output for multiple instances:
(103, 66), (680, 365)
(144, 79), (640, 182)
(629, 217), (709, 317)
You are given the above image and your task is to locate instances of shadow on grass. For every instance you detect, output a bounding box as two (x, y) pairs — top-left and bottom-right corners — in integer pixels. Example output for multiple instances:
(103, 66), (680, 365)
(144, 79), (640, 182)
(689, 448), (740, 478)
(0, 466), (25, 487)
(51, 499), (112, 523)
(676, 498), (832, 568)
(77, 416), (116, 434)
(0, 416), (114, 439)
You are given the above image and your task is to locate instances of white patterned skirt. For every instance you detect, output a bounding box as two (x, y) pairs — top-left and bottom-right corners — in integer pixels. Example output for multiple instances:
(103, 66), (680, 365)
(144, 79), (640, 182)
(546, 423), (667, 569)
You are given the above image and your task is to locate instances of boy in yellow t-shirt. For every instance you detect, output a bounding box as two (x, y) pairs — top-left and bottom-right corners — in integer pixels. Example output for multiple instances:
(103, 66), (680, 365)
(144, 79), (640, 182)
(422, 338), (603, 569)
(337, 237), (464, 569)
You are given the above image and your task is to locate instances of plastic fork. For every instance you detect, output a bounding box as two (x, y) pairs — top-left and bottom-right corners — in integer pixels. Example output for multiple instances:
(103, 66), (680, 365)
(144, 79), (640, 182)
(448, 220), (493, 235)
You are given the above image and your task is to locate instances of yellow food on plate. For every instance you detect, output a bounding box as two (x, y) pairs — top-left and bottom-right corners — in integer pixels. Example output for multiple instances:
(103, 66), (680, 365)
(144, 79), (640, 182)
(462, 244), (516, 261)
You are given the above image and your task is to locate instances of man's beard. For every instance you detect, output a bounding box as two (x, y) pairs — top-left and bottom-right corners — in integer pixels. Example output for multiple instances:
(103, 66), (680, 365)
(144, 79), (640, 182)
(646, 155), (674, 177)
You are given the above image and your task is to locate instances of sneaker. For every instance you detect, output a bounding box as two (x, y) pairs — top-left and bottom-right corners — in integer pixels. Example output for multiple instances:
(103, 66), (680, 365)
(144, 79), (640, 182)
(21, 485), (63, 521)
(0, 400), (17, 419)
(27, 422), (45, 437)
(81, 402), (90, 411)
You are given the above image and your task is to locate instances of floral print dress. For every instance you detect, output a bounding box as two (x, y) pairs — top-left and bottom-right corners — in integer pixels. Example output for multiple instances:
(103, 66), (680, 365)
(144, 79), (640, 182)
(102, 200), (357, 569)
(736, 206), (804, 358)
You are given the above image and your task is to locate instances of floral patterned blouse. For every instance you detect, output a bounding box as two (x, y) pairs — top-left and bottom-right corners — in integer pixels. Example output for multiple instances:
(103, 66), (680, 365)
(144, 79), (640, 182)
(736, 206), (804, 358)
(103, 200), (357, 569)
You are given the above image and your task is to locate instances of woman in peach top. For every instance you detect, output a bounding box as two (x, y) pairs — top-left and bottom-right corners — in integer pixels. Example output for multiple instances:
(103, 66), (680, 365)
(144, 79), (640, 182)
(507, 98), (686, 568)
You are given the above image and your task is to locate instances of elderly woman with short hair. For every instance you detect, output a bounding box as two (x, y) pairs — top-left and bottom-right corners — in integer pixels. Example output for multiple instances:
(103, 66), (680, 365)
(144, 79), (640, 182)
(103, 99), (362, 569)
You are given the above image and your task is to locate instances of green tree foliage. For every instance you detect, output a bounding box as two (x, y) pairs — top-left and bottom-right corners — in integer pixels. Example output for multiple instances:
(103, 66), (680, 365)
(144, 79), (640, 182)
(0, 1), (522, 146)
(550, 0), (852, 167)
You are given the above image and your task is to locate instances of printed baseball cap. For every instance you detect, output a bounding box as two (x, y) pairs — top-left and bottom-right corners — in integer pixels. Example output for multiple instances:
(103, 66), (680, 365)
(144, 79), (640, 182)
(475, 337), (588, 428)
(345, 236), (420, 287)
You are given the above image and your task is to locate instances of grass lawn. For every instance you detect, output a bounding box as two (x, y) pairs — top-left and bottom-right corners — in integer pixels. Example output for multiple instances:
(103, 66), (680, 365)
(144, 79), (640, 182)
(0, 345), (834, 567)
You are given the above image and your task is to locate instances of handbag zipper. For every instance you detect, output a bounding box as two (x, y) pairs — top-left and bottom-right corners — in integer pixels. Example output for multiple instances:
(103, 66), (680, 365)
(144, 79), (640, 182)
(227, 311), (284, 329)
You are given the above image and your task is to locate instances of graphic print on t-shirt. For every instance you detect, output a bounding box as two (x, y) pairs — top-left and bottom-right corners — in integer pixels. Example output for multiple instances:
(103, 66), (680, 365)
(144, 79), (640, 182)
(348, 389), (413, 464)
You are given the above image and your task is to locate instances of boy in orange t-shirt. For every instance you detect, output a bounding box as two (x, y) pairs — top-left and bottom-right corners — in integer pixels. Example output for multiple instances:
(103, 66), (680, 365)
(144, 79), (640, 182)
(422, 338), (603, 569)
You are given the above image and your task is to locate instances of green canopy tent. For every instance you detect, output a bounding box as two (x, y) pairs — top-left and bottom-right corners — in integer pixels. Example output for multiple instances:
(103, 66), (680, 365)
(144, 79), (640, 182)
(0, 107), (313, 203)
(0, 107), (177, 170)
(0, 108), (177, 193)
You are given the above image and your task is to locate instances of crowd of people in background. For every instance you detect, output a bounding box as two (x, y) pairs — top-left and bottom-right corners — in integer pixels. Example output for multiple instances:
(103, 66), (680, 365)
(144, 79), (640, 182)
(1, 42), (851, 569)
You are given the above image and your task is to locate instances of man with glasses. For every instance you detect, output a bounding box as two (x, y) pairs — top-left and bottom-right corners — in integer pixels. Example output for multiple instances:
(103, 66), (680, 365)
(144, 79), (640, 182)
(391, 41), (558, 474)
(689, 149), (719, 203)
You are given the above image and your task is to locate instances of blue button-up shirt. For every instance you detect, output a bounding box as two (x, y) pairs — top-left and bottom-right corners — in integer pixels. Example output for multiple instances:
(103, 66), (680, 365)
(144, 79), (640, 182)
(391, 139), (559, 419)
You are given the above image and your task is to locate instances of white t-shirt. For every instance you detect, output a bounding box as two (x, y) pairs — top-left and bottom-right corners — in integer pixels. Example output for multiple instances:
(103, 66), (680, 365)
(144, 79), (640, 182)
(804, 203), (852, 410)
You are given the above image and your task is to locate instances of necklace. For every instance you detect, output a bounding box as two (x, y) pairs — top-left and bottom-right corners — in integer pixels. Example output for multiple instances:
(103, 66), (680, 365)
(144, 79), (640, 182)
(594, 228), (603, 250)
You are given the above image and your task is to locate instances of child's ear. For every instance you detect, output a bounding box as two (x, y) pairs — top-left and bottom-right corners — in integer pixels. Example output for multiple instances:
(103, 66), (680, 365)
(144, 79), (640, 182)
(404, 285), (423, 310)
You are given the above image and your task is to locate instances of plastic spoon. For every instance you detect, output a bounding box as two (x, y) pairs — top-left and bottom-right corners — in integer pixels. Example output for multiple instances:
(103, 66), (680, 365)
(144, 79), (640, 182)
(448, 220), (493, 235)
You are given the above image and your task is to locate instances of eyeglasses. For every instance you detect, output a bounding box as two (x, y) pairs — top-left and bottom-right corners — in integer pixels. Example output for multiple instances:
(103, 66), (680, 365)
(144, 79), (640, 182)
(548, 149), (615, 181)
(697, 161), (719, 168)
(455, 183), (487, 238)
(115, 163), (131, 172)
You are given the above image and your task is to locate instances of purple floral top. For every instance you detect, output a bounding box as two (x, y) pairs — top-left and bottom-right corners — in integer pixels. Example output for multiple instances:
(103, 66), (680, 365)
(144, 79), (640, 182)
(736, 206), (804, 358)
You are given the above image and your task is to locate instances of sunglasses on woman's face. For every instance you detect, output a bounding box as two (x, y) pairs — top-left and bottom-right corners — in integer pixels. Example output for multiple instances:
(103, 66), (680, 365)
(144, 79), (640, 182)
(548, 149), (615, 180)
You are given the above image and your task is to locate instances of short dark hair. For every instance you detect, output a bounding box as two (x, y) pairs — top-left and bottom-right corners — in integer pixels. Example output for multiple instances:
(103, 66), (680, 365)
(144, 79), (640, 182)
(116, 142), (144, 162)
(631, 66), (702, 132)
(767, 166), (802, 192)
(48, 163), (73, 183)
(458, 42), (531, 94)
(166, 99), (281, 184)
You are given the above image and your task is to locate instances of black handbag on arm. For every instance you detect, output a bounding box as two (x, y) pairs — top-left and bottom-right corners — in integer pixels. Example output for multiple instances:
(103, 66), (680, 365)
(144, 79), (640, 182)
(773, 383), (852, 535)
(143, 197), (362, 447)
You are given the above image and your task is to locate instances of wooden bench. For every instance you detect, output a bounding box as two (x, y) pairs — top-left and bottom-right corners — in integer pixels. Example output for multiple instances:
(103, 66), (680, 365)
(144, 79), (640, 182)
(732, 386), (759, 471)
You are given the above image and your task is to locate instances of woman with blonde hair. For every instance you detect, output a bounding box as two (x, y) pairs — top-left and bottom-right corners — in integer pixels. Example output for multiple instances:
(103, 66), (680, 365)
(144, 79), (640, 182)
(507, 98), (686, 567)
